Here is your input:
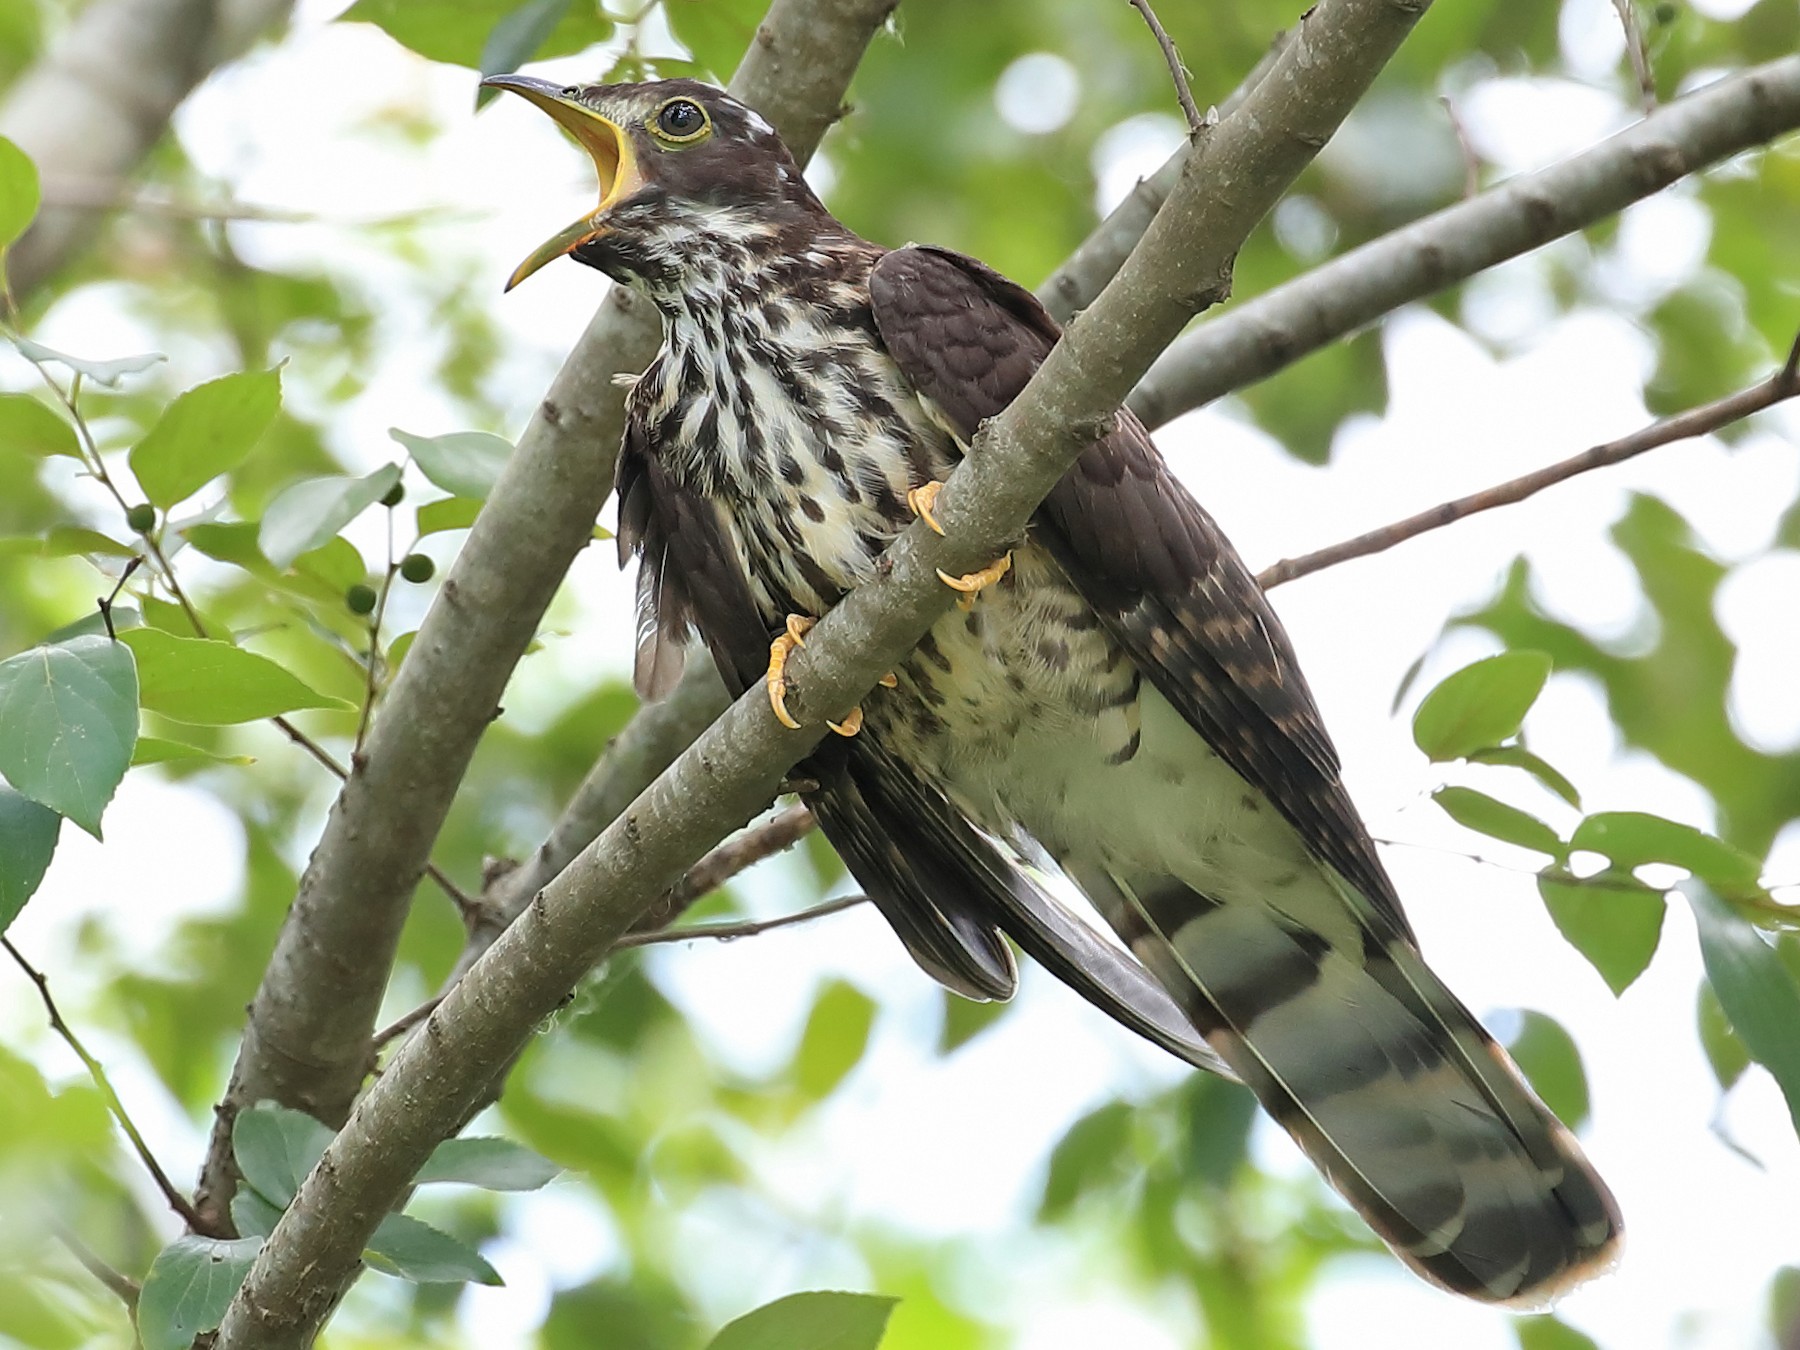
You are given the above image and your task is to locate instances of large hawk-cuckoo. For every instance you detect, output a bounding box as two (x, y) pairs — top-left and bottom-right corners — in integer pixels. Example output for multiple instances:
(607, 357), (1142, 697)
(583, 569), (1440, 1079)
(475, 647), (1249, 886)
(488, 74), (1621, 1303)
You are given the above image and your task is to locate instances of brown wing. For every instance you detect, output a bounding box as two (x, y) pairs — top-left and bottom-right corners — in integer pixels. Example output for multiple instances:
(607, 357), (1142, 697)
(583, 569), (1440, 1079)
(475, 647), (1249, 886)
(869, 244), (1407, 934)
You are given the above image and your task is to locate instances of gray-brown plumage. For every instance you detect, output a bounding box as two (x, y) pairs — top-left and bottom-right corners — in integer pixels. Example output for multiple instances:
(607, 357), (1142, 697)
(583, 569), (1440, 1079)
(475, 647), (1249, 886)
(489, 73), (1622, 1303)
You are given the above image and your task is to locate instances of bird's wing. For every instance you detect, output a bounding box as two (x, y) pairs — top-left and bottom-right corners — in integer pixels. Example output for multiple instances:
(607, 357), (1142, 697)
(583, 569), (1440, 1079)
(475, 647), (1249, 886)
(620, 387), (1226, 1049)
(868, 244), (1407, 935)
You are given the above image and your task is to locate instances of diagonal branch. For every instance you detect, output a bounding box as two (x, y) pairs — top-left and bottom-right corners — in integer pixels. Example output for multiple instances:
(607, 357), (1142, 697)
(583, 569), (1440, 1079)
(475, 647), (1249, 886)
(1257, 334), (1800, 589)
(0, 0), (297, 302)
(1126, 55), (1800, 432)
(215, 1), (1433, 1341)
(193, 0), (902, 1232)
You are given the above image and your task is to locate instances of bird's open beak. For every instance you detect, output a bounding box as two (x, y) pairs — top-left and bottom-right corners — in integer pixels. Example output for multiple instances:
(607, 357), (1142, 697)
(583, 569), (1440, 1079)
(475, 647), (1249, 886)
(482, 74), (646, 291)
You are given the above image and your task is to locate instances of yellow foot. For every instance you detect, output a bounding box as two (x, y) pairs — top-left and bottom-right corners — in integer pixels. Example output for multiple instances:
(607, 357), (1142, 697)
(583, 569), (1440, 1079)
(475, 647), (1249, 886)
(937, 551), (1012, 608)
(878, 671), (898, 688)
(827, 705), (864, 737)
(907, 480), (947, 536)
(765, 615), (817, 730)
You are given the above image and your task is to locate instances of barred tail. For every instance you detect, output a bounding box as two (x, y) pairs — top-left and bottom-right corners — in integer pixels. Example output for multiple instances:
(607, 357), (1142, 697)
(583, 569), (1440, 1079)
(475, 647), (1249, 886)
(1072, 864), (1622, 1304)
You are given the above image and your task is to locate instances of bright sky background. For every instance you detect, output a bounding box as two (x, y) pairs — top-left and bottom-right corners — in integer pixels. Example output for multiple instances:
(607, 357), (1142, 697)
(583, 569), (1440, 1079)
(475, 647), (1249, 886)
(6, 0), (1798, 1346)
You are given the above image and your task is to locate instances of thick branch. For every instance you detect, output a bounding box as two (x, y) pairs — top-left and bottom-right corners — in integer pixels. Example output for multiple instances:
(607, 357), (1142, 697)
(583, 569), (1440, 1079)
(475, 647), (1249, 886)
(215, 3), (1428, 1342)
(1257, 337), (1800, 588)
(0, 0), (295, 301)
(1127, 55), (1800, 431)
(193, 0), (899, 1230)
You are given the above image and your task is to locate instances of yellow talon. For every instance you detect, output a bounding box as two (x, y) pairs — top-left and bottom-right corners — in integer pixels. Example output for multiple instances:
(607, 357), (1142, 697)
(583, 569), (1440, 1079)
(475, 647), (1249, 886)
(936, 551), (1012, 607)
(827, 705), (864, 737)
(908, 480), (947, 536)
(766, 614), (817, 730)
(878, 671), (898, 688)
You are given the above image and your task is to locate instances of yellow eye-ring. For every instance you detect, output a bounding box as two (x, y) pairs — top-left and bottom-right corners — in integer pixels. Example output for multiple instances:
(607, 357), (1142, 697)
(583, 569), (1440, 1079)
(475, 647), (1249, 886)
(652, 97), (710, 144)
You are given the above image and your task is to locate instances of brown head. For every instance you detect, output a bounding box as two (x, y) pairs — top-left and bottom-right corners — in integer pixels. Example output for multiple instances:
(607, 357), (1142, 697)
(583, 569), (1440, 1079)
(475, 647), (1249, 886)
(483, 76), (826, 294)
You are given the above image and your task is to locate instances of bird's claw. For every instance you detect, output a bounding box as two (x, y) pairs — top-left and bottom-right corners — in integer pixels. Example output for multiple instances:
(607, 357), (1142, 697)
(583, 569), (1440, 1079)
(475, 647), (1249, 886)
(937, 551), (1012, 608)
(827, 705), (864, 737)
(766, 615), (817, 730)
(908, 480), (947, 536)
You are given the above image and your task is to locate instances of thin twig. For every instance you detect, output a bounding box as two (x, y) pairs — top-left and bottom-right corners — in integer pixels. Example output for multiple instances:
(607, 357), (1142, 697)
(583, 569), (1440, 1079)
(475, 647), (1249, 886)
(612, 893), (867, 951)
(3, 937), (221, 1236)
(1129, 0), (1206, 136)
(374, 805), (823, 1049)
(52, 1219), (140, 1307)
(1257, 334), (1800, 589)
(1439, 94), (1481, 198)
(1612, 0), (1658, 113)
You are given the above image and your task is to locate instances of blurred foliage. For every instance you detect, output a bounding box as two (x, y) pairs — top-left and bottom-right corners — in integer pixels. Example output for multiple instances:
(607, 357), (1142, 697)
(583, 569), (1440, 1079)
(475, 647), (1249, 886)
(2, 0), (1799, 1347)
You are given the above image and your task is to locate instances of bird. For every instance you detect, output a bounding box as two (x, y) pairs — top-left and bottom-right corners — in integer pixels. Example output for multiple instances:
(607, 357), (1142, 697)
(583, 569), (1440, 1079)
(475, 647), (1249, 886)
(486, 73), (1622, 1304)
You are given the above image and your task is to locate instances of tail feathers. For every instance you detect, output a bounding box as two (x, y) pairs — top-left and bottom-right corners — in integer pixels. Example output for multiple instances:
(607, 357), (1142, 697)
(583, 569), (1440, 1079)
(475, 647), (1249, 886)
(1074, 863), (1622, 1305)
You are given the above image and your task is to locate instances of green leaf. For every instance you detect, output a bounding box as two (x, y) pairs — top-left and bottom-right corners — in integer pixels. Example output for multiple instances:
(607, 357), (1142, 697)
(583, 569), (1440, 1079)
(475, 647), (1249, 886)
(477, 0), (569, 106)
(364, 1212), (503, 1285)
(129, 368), (282, 509)
(43, 525), (137, 558)
(705, 1291), (898, 1350)
(11, 337), (165, 388)
(1515, 1314), (1601, 1350)
(137, 1235), (264, 1350)
(122, 628), (349, 724)
(793, 979), (876, 1100)
(260, 464), (402, 568)
(0, 783), (61, 933)
(0, 135), (38, 250)
(0, 636), (138, 837)
(230, 1187), (285, 1240)
(131, 736), (255, 767)
(415, 495), (483, 536)
(416, 1135), (563, 1190)
(233, 1102), (334, 1208)
(1039, 1100), (1133, 1220)
(1505, 1010), (1590, 1130)
(1572, 812), (1763, 896)
(1688, 882), (1800, 1136)
(1697, 980), (1750, 1092)
(1467, 744), (1582, 808)
(1432, 786), (1564, 860)
(663, 0), (768, 81)
(938, 989), (1010, 1054)
(390, 427), (510, 500)
(1412, 651), (1552, 760)
(0, 392), (78, 459)
(343, 0), (610, 70)
(1537, 869), (1666, 995)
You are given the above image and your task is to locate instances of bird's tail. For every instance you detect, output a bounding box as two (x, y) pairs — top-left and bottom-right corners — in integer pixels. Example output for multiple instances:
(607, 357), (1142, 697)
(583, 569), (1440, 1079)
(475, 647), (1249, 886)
(1067, 862), (1622, 1305)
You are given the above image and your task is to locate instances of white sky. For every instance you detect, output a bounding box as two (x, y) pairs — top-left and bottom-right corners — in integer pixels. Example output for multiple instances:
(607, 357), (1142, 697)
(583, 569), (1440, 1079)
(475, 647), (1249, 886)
(6, 1), (1799, 1347)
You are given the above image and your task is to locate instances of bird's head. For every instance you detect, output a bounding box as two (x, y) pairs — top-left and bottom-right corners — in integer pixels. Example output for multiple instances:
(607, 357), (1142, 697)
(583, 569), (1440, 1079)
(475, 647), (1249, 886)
(484, 75), (821, 293)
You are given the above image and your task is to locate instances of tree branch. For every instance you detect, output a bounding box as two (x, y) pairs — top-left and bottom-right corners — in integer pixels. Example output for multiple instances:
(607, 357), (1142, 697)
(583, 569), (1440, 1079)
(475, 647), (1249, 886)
(1036, 28), (1288, 324)
(193, 0), (901, 1236)
(614, 890), (863, 951)
(215, 2), (1430, 1341)
(1128, 0), (1205, 137)
(1126, 55), (1800, 432)
(1257, 334), (1800, 589)
(3, 937), (220, 1236)
(0, 0), (297, 302)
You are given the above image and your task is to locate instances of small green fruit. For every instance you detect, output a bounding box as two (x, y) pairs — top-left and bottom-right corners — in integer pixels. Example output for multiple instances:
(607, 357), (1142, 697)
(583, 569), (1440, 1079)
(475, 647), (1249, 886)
(380, 482), (405, 508)
(126, 503), (157, 533)
(346, 583), (378, 615)
(399, 553), (435, 583)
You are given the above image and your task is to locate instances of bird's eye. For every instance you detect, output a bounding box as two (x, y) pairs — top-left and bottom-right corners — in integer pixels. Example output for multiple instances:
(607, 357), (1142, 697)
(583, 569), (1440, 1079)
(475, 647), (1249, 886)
(653, 98), (708, 143)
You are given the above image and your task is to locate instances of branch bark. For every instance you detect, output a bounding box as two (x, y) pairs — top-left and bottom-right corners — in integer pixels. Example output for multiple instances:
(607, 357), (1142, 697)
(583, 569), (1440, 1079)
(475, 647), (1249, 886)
(1256, 335), (1800, 589)
(193, 0), (899, 1230)
(215, 1), (1430, 1341)
(0, 0), (296, 302)
(1126, 55), (1800, 431)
